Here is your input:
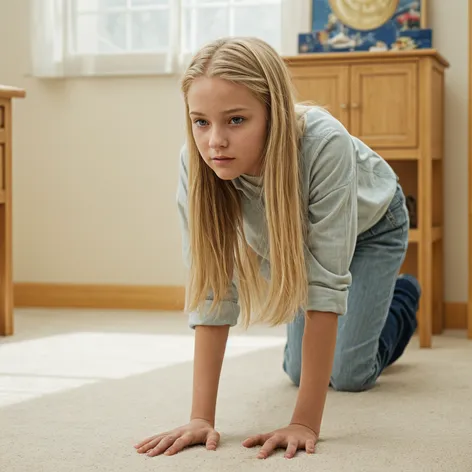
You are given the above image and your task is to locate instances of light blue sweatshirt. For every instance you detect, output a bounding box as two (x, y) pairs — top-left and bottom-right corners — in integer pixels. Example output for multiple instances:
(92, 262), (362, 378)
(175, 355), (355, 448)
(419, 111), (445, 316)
(177, 106), (399, 328)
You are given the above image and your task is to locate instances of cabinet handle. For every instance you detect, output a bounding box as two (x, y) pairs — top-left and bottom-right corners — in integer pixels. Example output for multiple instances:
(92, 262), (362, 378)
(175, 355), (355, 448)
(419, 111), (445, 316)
(351, 103), (360, 109)
(340, 103), (348, 109)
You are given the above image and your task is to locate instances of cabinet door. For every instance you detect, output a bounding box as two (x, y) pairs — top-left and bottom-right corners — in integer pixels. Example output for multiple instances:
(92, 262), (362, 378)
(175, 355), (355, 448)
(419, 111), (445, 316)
(350, 62), (418, 148)
(290, 65), (350, 129)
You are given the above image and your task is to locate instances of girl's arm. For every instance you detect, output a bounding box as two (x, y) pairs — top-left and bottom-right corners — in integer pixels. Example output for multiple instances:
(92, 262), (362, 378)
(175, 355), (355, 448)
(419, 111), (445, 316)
(290, 310), (338, 436)
(191, 325), (230, 427)
(135, 324), (229, 456)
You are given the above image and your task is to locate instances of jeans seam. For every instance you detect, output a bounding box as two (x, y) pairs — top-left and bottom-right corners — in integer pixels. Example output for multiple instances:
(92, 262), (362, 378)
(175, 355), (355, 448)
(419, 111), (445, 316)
(385, 209), (397, 228)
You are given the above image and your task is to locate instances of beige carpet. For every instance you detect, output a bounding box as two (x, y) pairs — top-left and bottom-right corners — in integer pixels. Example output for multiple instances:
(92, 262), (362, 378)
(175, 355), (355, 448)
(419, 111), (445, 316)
(0, 308), (471, 472)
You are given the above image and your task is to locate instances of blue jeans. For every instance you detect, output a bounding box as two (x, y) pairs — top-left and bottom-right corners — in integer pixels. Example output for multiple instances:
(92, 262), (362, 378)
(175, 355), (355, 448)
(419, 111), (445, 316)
(283, 184), (421, 392)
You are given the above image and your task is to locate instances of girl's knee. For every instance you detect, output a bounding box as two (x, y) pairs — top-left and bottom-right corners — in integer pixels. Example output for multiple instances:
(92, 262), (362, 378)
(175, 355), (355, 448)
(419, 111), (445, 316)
(288, 370), (301, 387)
(285, 367), (374, 391)
(283, 357), (301, 387)
(330, 371), (376, 392)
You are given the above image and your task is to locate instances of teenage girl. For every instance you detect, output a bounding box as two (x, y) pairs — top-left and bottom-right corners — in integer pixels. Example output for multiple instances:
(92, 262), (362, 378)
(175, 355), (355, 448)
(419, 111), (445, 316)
(134, 37), (421, 460)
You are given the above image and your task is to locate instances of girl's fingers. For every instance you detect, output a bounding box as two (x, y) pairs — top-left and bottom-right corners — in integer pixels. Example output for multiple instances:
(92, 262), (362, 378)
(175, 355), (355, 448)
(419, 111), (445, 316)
(257, 436), (280, 459)
(206, 431), (220, 450)
(136, 436), (165, 453)
(305, 439), (316, 454)
(134, 434), (163, 449)
(242, 435), (266, 448)
(284, 440), (298, 459)
(163, 434), (194, 456)
(147, 436), (176, 457)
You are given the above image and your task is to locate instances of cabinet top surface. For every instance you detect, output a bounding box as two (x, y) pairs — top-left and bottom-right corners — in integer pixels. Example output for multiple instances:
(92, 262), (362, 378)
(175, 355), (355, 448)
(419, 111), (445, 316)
(0, 85), (26, 99)
(283, 49), (449, 68)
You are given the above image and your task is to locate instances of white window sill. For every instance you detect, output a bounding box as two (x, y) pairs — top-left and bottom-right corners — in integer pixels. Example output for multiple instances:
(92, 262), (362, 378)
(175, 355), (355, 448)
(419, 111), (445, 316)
(30, 52), (178, 79)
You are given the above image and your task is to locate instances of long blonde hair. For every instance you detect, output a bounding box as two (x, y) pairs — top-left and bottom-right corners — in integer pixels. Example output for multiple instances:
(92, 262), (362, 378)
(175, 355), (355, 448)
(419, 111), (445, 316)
(181, 37), (308, 328)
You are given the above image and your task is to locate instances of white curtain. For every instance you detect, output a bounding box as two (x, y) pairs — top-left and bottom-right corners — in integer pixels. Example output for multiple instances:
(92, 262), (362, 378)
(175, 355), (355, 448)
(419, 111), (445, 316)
(30, 0), (66, 77)
(30, 0), (311, 78)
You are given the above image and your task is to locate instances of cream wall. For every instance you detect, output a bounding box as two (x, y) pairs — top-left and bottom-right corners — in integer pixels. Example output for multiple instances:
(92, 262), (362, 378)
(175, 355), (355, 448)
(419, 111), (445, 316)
(1, 0), (187, 286)
(428, 0), (469, 301)
(0, 0), (469, 300)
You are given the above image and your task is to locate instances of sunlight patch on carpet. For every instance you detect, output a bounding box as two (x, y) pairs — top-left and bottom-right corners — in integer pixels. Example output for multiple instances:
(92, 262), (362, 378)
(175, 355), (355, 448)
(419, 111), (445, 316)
(0, 332), (285, 407)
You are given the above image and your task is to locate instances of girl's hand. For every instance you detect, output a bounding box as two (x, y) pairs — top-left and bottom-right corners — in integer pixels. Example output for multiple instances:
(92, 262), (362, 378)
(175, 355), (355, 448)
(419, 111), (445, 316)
(134, 419), (220, 457)
(242, 423), (318, 459)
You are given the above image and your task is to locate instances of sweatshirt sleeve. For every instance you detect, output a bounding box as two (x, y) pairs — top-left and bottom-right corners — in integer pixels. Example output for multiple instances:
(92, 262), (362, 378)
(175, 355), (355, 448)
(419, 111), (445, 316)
(304, 129), (357, 315)
(176, 145), (240, 329)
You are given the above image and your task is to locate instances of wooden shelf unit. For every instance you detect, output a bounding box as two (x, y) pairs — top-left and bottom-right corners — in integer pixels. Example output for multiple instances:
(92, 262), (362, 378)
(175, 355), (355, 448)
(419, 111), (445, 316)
(468, 0), (472, 339)
(0, 85), (25, 336)
(284, 50), (449, 348)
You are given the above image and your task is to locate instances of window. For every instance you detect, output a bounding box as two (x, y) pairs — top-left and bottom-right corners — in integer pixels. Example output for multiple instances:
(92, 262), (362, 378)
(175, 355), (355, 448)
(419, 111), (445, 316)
(181, 0), (281, 54)
(30, 0), (309, 77)
(72, 0), (172, 55)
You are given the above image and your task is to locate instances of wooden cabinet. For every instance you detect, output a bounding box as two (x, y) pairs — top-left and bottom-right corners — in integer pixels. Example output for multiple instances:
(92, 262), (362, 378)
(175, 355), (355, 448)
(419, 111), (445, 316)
(290, 65), (350, 127)
(284, 50), (449, 348)
(350, 63), (418, 148)
(289, 59), (419, 150)
(0, 86), (25, 336)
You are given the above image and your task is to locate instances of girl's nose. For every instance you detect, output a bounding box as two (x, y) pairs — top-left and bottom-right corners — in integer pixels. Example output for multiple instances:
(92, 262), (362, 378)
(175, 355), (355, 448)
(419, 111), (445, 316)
(209, 128), (228, 149)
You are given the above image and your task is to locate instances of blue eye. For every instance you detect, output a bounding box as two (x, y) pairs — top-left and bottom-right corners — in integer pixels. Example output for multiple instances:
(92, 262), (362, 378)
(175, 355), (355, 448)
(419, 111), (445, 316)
(230, 117), (245, 125)
(194, 119), (208, 127)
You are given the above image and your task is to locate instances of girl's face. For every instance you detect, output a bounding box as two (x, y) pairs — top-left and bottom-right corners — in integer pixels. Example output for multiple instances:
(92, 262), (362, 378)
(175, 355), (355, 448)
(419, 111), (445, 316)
(187, 77), (268, 180)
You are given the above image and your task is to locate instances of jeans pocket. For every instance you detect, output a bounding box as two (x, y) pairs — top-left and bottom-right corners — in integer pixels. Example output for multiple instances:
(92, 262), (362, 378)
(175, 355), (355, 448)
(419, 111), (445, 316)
(360, 187), (408, 241)
(385, 192), (409, 231)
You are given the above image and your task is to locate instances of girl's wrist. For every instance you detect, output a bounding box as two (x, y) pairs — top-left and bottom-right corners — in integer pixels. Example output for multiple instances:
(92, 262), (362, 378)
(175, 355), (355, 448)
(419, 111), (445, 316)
(190, 416), (215, 427)
(289, 421), (319, 438)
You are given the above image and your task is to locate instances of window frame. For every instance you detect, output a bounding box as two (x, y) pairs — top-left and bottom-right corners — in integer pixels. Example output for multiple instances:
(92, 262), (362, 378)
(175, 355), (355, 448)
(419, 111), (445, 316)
(180, 0), (282, 55)
(30, 0), (310, 77)
(65, 0), (175, 76)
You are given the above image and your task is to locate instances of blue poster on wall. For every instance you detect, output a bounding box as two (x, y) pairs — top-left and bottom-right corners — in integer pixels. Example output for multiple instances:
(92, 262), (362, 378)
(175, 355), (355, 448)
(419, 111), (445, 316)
(300, 0), (430, 53)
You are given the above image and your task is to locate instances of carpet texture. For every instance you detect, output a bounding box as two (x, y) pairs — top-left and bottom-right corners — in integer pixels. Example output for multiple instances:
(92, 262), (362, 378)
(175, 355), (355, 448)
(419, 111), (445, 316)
(0, 308), (471, 472)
